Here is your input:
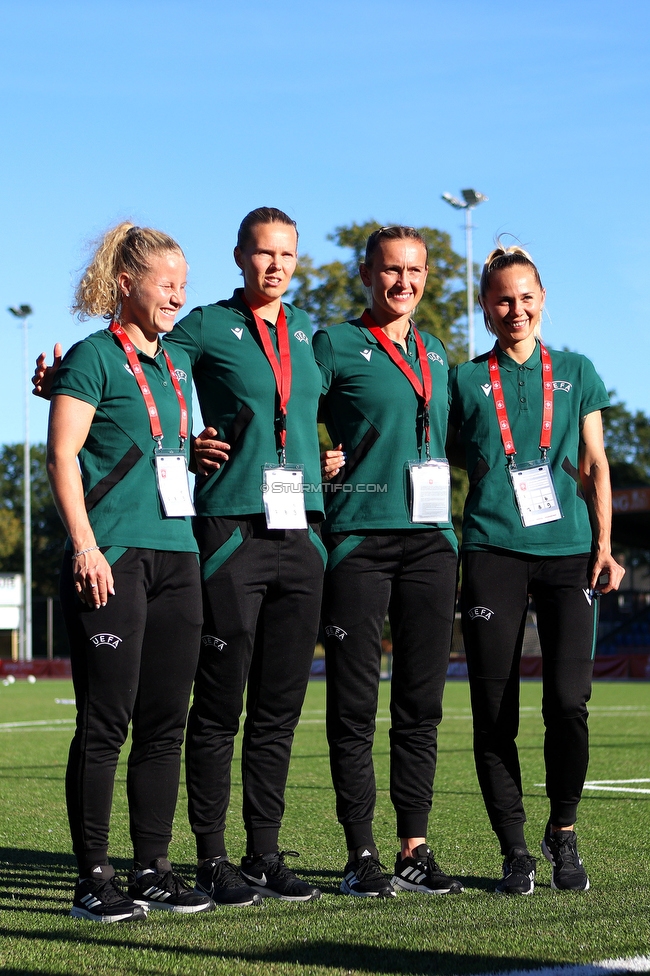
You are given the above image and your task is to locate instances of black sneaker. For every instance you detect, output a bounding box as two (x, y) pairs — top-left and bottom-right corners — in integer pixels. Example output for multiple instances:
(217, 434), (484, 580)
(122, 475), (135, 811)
(128, 858), (214, 913)
(542, 830), (590, 891)
(392, 844), (464, 895)
(195, 856), (263, 907)
(71, 865), (147, 922)
(240, 850), (321, 902)
(495, 848), (536, 895)
(340, 845), (396, 898)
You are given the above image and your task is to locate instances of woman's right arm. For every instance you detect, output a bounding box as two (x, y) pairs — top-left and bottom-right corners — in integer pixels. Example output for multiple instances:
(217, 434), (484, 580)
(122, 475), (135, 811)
(46, 394), (115, 609)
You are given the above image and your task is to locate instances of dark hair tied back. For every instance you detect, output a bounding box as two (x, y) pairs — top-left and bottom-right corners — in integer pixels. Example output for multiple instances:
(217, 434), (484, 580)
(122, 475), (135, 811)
(237, 207), (298, 249)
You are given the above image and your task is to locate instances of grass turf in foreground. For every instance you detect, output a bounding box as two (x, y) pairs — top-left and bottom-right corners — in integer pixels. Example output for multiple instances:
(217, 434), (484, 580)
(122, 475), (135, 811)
(0, 678), (648, 976)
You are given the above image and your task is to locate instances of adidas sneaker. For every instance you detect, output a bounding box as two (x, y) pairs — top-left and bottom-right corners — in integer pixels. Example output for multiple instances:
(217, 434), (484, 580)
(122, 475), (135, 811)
(392, 844), (463, 894)
(128, 857), (214, 913)
(71, 864), (147, 923)
(340, 845), (396, 898)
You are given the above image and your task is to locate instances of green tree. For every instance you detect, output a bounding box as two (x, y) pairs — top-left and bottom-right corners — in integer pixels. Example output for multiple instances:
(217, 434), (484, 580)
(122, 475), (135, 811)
(602, 393), (650, 488)
(0, 443), (66, 596)
(291, 220), (469, 364)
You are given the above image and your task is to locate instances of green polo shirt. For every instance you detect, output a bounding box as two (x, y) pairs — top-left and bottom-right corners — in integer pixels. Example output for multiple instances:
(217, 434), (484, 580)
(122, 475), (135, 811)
(448, 342), (610, 555)
(51, 328), (198, 553)
(313, 318), (456, 546)
(166, 290), (324, 518)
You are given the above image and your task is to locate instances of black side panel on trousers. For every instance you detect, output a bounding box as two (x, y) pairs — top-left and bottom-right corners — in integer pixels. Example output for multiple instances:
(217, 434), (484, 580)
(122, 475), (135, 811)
(84, 444), (144, 511)
(322, 530), (458, 847)
(61, 549), (202, 870)
(186, 516), (324, 858)
(461, 549), (595, 848)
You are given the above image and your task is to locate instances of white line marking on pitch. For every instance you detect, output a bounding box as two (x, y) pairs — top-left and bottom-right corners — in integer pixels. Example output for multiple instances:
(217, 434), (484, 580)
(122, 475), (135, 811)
(0, 719), (75, 729)
(535, 779), (650, 795)
(461, 954), (650, 975)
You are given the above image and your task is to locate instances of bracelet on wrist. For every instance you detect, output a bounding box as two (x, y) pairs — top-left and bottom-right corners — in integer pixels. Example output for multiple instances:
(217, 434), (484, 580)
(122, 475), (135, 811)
(73, 545), (100, 558)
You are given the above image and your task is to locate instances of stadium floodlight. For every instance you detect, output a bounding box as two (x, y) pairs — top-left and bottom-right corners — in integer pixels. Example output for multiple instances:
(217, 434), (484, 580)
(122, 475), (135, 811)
(441, 188), (488, 360)
(8, 304), (34, 662)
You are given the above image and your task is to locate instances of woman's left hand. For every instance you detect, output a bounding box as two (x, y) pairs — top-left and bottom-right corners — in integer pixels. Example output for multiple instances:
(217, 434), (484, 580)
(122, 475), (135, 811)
(321, 444), (346, 481)
(590, 551), (625, 594)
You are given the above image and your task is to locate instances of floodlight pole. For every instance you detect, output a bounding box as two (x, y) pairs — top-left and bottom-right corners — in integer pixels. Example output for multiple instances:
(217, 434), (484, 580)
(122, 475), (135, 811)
(8, 305), (33, 662)
(465, 207), (474, 362)
(441, 189), (487, 361)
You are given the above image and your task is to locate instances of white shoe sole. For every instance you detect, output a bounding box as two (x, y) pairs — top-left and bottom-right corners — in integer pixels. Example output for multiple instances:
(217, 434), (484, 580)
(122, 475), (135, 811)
(71, 906), (147, 922)
(247, 885), (321, 902)
(133, 898), (214, 913)
(391, 875), (464, 894)
(340, 879), (396, 897)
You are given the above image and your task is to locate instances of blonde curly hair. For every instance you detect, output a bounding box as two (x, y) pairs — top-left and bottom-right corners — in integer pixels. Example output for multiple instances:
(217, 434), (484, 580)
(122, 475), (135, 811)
(72, 222), (184, 320)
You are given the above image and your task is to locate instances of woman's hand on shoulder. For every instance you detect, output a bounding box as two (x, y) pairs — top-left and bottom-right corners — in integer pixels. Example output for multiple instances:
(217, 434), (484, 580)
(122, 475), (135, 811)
(32, 344), (62, 399)
(192, 428), (230, 475)
(321, 444), (345, 481)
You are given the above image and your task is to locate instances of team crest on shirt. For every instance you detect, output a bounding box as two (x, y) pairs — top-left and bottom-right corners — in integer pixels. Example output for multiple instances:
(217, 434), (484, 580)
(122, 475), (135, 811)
(90, 633), (122, 649)
(202, 635), (227, 650)
(231, 327), (244, 340)
(481, 383), (492, 397)
(467, 606), (494, 621)
(553, 380), (572, 393)
(173, 369), (188, 383)
(360, 349), (372, 362)
(294, 330), (309, 344)
(427, 351), (444, 366)
(325, 625), (348, 640)
(123, 363), (134, 376)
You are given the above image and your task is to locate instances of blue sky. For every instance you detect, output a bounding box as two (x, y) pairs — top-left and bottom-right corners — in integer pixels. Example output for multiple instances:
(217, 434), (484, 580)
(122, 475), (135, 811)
(1, 0), (649, 445)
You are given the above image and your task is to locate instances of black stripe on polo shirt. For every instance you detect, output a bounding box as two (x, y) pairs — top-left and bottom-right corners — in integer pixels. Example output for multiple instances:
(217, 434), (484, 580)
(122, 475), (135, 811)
(327, 424), (380, 487)
(84, 444), (144, 512)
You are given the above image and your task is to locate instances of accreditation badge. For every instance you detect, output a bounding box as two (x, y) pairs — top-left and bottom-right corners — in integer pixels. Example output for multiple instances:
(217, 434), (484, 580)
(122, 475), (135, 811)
(408, 459), (451, 523)
(262, 464), (308, 530)
(154, 452), (196, 517)
(508, 459), (563, 528)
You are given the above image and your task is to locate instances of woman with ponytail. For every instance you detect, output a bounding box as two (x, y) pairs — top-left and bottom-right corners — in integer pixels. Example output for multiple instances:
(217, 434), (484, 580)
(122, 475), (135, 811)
(46, 222), (214, 921)
(448, 243), (624, 894)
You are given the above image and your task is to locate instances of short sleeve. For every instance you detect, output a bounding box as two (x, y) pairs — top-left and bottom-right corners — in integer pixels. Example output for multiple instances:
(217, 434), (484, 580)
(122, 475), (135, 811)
(579, 355), (610, 416)
(312, 329), (335, 394)
(166, 307), (204, 365)
(51, 339), (105, 407)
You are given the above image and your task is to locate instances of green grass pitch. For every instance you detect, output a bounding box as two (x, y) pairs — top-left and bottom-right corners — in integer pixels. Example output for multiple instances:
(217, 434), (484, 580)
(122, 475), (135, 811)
(0, 677), (649, 975)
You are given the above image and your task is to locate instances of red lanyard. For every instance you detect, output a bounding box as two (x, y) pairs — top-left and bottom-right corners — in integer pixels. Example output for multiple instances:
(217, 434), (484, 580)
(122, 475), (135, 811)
(361, 310), (433, 449)
(243, 298), (292, 461)
(109, 322), (189, 448)
(488, 341), (554, 462)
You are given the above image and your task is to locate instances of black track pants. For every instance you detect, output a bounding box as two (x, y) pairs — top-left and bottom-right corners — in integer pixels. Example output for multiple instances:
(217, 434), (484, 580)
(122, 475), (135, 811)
(323, 530), (458, 848)
(461, 550), (596, 852)
(61, 549), (203, 871)
(186, 516), (325, 859)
